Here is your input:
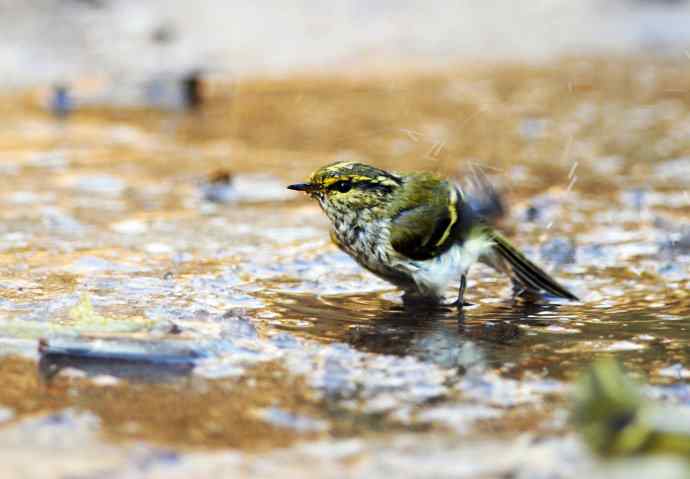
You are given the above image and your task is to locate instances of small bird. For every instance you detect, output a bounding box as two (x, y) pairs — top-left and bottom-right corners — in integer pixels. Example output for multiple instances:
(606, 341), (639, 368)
(288, 162), (578, 309)
(573, 358), (690, 458)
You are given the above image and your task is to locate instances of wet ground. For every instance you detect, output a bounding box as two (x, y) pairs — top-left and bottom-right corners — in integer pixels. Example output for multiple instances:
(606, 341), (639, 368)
(0, 57), (689, 477)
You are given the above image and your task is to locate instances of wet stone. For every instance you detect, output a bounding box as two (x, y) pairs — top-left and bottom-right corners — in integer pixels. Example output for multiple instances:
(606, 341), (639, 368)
(518, 117), (549, 141)
(417, 404), (503, 433)
(40, 207), (85, 234)
(5, 409), (101, 447)
(658, 227), (690, 257)
(540, 237), (577, 266)
(620, 188), (649, 212)
(654, 156), (690, 181)
(73, 175), (127, 196)
(656, 262), (689, 281)
(200, 170), (236, 204)
(66, 256), (141, 274)
(255, 407), (328, 432)
(219, 312), (259, 341)
(0, 408), (14, 423)
(269, 332), (302, 350)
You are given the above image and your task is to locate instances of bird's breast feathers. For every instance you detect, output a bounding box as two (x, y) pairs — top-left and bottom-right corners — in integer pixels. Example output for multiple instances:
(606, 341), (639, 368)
(332, 218), (493, 298)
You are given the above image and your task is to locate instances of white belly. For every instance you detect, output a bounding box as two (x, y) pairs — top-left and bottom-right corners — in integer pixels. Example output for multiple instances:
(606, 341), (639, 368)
(404, 235), (493, 300)
(330, 214), (493, 301)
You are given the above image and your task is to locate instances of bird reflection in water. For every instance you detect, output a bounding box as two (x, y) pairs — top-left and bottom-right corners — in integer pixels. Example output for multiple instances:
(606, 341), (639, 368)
(267, 291), (563, 369)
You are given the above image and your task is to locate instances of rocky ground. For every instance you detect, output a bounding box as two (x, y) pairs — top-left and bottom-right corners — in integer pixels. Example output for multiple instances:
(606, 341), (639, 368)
(0, 56), (688, 477)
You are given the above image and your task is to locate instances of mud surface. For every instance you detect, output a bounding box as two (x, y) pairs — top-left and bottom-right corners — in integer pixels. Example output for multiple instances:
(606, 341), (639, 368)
(0, 57), (689, 477)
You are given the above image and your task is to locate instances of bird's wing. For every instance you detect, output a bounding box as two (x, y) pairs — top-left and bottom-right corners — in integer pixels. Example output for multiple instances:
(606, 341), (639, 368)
(389, 176), (464, 261)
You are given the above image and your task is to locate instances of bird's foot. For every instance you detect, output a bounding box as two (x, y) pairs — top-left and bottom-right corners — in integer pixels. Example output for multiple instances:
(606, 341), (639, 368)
(447, 299), (473, 309)
(401, 282), (472, 312)
(511, 285), (543, 303)
(454, 274), (470, 311)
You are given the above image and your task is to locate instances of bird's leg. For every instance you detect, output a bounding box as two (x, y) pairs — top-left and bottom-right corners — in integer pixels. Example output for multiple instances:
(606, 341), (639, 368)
(449, 274), (472, 310)
(457, 274), (467, 309)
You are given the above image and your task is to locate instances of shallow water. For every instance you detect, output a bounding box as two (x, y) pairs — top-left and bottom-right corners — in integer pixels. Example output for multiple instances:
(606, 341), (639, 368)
(0, 58), (689, 477)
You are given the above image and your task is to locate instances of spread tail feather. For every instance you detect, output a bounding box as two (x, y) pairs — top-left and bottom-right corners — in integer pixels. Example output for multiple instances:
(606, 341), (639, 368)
(485, 230), (578, 301)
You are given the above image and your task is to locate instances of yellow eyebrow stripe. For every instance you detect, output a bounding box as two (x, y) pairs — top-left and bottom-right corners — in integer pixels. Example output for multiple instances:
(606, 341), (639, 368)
(435, 186), (458, 247)
(321, 175), (375, 187)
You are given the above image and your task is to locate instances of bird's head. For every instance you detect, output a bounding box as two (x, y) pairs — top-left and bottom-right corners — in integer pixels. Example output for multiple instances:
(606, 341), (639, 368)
(288, 162), (402, 218)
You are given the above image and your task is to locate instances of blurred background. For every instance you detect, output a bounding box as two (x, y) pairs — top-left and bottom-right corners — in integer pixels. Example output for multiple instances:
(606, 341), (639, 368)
(2, 0), (690, 87)
(1, 2), (690, 478)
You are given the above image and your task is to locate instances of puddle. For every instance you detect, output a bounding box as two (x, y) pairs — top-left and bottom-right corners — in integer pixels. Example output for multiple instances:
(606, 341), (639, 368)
(0, 57), (689, 477)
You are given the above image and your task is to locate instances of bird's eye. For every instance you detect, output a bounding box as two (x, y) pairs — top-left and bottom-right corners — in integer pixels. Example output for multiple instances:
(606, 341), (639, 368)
(331, 181), (352, 193)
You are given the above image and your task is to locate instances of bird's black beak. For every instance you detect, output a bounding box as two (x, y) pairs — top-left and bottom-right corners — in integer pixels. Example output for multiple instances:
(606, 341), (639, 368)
(287, 183), (315, 192)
